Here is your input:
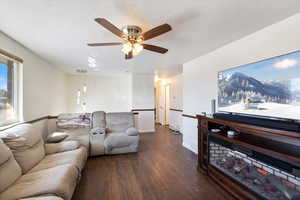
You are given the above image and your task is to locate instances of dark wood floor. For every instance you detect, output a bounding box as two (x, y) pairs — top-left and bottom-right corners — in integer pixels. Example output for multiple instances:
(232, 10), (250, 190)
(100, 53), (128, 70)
(72, 125), (230, 200)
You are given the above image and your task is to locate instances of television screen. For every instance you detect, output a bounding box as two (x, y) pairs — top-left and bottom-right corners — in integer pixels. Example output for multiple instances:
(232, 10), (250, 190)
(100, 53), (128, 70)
(218, 50), (300, 121)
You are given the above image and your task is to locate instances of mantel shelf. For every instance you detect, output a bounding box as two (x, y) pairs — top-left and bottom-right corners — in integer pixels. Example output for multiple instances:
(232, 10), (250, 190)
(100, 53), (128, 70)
(209, 132), (300, 166)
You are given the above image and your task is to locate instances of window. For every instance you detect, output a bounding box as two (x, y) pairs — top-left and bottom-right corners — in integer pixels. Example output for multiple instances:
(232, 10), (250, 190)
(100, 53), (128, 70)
(0, 53), (22, 126)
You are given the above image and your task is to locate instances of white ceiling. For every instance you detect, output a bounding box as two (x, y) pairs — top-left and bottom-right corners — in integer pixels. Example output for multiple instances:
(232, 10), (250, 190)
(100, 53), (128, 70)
(1, 0), (300, 77)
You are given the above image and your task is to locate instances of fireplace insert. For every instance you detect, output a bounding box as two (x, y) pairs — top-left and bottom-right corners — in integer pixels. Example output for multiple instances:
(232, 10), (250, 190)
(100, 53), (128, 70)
(209, 135), (300, 200)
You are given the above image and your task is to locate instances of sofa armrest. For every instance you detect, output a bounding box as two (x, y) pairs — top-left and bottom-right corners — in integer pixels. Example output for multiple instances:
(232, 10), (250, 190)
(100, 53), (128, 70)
(125, 127), (139, 136)
(45, 141), (80, 155)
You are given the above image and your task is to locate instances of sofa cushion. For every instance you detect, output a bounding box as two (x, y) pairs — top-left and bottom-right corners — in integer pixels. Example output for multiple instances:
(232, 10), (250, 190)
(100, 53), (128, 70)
(0, 164), (78, 200)
(12, 139), (45, 173)
(0, 138), (11, 165)
(106, 112), (134, 132)
(0, 124), (41, 150)
(0, 124), (45, 173)
(0, 139), (22, 193)
(46, 132), (69, 143)
(58, 128), (90, 149)
(104, 134), (138, 150)
(45, 141), (80, 155)
(29, 147), (87, 173)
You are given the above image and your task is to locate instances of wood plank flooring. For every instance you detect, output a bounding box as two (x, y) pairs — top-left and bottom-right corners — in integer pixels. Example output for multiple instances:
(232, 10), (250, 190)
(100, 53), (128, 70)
(72, 125), (230, 200)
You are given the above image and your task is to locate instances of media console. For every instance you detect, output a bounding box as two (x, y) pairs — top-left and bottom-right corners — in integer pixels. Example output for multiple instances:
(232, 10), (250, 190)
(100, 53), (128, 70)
(197, 115), (300, 200)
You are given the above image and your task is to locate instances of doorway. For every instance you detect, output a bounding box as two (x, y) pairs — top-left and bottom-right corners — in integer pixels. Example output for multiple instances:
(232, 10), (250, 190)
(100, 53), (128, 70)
(155, 80), (170, 126)
(165, 84), (170, 125)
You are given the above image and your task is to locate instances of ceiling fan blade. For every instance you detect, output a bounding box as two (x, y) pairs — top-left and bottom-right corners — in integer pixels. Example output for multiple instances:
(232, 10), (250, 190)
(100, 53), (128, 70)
(125, 51), (133, 59)
(141, 24), (172, 41)
(95, 18), (126, 39)
(87, 42), (123, 46)
(142, 44), (168, 54)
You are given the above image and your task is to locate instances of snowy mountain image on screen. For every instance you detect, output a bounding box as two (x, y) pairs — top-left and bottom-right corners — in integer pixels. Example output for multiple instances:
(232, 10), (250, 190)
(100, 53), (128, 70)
(217, 53), (300, 120)
(218, 72), (291, 105)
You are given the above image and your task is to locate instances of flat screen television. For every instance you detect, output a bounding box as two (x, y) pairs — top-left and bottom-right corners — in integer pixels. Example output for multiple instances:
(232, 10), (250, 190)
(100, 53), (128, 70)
(218, 50), (300, 123)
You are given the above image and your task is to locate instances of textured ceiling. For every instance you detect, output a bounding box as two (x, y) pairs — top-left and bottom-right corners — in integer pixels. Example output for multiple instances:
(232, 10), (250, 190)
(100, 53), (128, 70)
(1, 0), (300, 76)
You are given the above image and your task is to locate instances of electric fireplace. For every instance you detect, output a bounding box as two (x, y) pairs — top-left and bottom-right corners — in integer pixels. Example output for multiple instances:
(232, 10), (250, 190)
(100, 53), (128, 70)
(209, 136), (300, 200)
(197, 115), (300, 200)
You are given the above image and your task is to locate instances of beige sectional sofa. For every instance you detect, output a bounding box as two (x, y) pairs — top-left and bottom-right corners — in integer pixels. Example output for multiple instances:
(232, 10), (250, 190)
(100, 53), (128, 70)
(0, 111), (139, 200)
(0, 123), (87, 200)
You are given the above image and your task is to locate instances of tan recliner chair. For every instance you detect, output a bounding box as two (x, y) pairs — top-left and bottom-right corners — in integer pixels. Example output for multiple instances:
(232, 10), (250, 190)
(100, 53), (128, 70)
(90, 112), (139, 155)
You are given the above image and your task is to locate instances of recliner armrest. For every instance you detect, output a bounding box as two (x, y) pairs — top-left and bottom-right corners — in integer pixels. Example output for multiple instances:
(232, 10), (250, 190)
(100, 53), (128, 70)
(45, 141), (80, 155)
(125, 127), (139, 136)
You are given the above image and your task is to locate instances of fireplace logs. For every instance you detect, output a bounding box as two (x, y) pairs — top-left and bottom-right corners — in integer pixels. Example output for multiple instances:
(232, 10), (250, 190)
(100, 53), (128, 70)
(211, 151), (300, 200)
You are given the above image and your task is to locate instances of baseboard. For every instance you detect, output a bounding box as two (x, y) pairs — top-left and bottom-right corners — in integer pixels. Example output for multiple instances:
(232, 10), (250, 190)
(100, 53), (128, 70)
(182, 142), (198, 154)
(139, 129), (155, 133)
(169, 125), (181, 133)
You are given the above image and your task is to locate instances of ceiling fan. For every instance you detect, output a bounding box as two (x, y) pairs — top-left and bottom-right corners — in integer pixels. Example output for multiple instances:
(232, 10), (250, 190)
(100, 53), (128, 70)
(87, 18), (172, 59)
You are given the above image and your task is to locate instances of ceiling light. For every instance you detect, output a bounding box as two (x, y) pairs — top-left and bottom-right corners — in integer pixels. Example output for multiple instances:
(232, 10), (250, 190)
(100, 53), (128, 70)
(132, 43), (143, 56)
(121, 42), (143, 56)
(122, 42), (133, 55)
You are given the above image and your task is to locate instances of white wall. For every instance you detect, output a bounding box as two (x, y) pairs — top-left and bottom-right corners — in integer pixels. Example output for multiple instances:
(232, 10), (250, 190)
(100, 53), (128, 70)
(66, 74), (155, 132)
(132, 74), (155, 132)
(0, 32), (67, 121)
(132, 74), (154, 109)
(183, 13), (300, 153)
(169, 74), (183, 132)
(66, 74), (132, 113)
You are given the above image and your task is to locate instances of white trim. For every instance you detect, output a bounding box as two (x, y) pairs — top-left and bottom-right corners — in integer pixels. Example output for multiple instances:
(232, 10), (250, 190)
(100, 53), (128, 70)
(139, 129), (155, 133)
(182, 142), (198, 154)
(18, 63), (23, 122)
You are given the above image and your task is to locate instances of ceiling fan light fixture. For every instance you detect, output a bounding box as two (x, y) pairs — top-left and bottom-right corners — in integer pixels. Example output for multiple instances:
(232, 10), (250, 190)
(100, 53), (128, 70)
(88, 18), (171, 59)
(136, 36), (144, 42)
(122, 42), (143, 56)
(132, 43), (143, 56)
(122, 42), (133, 55)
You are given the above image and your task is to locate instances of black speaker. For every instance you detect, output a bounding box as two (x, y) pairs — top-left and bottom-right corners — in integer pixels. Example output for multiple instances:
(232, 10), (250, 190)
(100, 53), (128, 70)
(213, 113), (300, 132)
(211, 99), (216, 114)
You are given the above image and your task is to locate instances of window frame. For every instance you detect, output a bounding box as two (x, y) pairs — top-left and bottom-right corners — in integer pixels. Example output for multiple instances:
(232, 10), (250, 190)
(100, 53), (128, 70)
(0, 49), (23, 127)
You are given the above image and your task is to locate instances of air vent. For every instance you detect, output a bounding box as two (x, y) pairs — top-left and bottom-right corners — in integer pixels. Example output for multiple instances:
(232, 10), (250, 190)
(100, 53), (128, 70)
(76, 69), (87, 74)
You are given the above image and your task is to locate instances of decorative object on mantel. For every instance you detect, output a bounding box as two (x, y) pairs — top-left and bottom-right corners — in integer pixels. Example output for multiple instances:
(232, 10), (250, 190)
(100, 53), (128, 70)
(211, 128), (221, 133)
(227, 130), (237, 138)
